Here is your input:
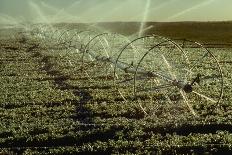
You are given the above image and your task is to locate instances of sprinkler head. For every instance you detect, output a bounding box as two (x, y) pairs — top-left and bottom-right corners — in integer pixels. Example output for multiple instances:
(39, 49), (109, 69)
(191, 73), (201, 86)
(183, 84), (193, 93)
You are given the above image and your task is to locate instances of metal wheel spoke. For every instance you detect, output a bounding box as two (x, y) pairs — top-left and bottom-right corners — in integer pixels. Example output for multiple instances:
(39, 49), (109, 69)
(192, 91), (217, 103)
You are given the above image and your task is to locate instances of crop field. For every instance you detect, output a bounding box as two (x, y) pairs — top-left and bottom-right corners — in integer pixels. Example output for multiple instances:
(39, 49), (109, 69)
(0, 24), (232, 154)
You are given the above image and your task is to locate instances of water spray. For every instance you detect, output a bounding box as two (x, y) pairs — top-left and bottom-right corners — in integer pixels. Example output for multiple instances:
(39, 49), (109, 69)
(27, 24), (223, 117)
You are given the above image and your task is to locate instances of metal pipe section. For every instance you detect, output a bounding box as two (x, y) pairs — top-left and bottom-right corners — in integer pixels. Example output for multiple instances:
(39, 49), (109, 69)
(82, 48), (187, 90)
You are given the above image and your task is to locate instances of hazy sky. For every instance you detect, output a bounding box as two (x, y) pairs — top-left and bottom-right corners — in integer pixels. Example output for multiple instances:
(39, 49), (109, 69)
(0, 0), (231, 23)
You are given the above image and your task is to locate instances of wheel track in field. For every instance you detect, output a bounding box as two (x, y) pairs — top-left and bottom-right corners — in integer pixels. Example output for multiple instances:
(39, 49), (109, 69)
(31, 46), (94, 125)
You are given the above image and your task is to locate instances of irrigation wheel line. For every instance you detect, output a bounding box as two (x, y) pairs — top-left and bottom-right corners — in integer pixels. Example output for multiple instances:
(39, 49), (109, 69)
(29, 28), (224, 117)
(74, 33), (214, 116)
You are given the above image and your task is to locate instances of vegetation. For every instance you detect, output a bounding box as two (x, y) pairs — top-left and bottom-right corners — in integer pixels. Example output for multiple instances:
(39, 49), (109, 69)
(0, 25), (232, 154)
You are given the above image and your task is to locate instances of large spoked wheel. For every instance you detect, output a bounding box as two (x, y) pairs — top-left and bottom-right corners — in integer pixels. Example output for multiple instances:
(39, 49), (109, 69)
(133, 38), (223, 116)
(80, 33), (131, 83)
(113, 35), (181, 113)
(174, 40), (223, 104)
(173, 39), (223, 107)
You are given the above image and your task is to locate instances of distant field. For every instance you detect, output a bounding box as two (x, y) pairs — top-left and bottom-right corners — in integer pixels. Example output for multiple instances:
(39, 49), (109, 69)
(0, 24), (232, 154)
(95, 21), (232, 46)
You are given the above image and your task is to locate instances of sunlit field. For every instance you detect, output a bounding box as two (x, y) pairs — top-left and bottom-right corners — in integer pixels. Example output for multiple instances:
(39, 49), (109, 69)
(0, 22), (232, 154)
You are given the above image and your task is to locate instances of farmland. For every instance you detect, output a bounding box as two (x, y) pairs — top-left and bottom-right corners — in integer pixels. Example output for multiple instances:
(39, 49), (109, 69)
(0, 22), (232, 154)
